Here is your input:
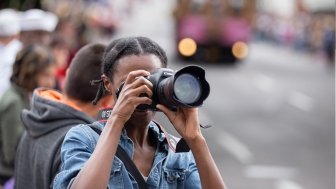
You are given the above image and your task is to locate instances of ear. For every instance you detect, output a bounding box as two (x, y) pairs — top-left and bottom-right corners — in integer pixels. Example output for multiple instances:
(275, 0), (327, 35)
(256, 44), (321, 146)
(102, 74), (113, 94)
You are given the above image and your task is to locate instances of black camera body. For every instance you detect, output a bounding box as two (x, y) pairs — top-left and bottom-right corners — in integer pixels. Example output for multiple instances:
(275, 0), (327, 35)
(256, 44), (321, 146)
(118, 65), (210, 111)
(137, 68), (174, 111)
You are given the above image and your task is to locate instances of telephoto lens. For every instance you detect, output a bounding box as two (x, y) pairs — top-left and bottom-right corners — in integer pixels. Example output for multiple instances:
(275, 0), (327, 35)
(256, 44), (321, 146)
(173, 73), (202, 104)
(145, 65), (210, 111)
(116, 65), (210, 111)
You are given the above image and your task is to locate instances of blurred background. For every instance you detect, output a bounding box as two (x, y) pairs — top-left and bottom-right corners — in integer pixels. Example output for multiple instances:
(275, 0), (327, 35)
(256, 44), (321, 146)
(0, 0), (334, 188)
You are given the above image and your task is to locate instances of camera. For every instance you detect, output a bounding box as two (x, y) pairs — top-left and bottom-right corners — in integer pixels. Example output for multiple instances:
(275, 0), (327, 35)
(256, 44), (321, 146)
(117, 65), (210, 111)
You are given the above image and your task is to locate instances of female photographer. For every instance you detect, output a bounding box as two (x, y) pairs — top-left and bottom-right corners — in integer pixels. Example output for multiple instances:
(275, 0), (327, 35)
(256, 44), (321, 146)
(53, 37), (226, 189)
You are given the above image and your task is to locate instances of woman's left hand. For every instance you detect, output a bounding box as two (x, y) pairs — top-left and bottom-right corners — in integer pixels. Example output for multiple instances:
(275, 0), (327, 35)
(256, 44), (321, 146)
(157, 104), (227, 189)
(156, 105), (202, 142)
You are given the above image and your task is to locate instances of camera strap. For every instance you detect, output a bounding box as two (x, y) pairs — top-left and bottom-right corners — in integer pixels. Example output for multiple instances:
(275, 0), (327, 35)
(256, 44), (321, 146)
(97, 107), (190, 153)
(152, 120), (190, 153)
(89, 123), (149, 189)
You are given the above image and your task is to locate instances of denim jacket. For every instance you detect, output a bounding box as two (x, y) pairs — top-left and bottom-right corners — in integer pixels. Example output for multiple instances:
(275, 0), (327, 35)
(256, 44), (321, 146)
(53, 121), (201, 189)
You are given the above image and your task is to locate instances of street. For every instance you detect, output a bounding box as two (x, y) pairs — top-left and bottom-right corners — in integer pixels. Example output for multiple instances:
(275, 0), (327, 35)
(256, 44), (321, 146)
(112, 1), (335, 189)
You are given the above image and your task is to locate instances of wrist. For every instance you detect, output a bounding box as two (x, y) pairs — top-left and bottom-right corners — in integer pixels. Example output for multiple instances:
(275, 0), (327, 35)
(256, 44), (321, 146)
(185, 133), (205, 147)
(105, 115), (125, 131)
(186, 135), (209, 155)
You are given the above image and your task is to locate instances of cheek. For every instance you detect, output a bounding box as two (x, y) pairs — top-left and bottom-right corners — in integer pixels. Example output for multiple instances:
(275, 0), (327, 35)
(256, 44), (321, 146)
(112, 75), (125, 92)
(37, 68), (56, 88)
(53, 50), (69, 68)
(41, 34), (51, 46)
(37, 76), (55, 88)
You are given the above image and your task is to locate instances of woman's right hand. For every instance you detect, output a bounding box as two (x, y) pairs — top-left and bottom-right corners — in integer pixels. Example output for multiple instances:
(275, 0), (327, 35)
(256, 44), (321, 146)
(109, 70), (153, 124)
(70, 70), (153, 189)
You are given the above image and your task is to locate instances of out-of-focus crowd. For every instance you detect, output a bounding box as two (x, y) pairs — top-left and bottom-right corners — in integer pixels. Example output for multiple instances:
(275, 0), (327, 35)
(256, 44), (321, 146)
(254, 9), (335, 63)
(0, 8), (116, 93)
(0, 1), (128, 188)
(0, 0), (124, 94)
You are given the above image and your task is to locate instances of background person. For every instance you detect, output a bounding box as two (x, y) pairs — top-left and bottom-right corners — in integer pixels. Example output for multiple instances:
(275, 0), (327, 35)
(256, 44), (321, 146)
(49, 34), (70, 90)
(19, 9), (58, 47)
(0, 9), (22, 98)
(14, 43), (112, 189)
(53, 36), (226, 189)
(0, 45), (56, 186)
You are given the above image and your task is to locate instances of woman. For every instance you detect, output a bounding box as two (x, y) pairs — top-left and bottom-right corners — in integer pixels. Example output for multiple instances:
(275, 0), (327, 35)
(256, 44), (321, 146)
(53, 37), (226, 189)
(0, 44), (56, 185)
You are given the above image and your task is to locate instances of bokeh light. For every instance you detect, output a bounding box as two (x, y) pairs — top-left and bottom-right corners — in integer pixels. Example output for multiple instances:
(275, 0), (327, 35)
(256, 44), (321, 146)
(232, 41), (249, 59)
(178, 38), (197, 57)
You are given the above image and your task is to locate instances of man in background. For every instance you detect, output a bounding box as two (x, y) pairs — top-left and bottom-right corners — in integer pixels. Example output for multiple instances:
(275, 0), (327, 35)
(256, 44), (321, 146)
(14, 43), (113, 189)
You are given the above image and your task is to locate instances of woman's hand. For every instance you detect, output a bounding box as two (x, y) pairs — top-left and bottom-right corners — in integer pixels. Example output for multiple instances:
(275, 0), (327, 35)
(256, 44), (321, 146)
(110, 70), (153, 125)
(157, 104), (226, 189)
(156, 105), (203, 142)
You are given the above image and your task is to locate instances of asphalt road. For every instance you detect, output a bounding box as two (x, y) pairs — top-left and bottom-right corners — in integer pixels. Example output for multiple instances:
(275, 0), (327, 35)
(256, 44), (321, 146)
(112, 1), (335, 188)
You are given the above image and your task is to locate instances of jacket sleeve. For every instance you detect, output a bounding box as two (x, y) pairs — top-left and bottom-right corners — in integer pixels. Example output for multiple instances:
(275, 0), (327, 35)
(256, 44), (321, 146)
(184, 152), (201, 189)
(53, 125), (96, 189)
(1, 100), (24, 165)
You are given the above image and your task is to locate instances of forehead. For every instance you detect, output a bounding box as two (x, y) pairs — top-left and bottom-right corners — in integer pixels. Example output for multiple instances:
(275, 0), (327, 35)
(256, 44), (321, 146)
(113, 54), (162, 84)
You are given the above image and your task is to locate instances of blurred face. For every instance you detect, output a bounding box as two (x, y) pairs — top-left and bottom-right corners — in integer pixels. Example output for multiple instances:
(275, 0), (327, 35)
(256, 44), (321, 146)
(36, 65), (56, 89)
(112, 54), (162, 123)
(52, 47), (69, 69)
(21, 30), (51, 46)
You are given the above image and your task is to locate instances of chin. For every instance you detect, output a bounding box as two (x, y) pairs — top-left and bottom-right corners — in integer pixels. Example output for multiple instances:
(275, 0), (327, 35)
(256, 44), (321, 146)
(129, 109), (155, 124)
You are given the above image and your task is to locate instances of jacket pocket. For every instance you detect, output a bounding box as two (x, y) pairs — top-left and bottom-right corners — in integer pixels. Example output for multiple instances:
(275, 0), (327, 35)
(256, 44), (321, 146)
(163, 169), (186, 189)
(109, 160), (123, 188)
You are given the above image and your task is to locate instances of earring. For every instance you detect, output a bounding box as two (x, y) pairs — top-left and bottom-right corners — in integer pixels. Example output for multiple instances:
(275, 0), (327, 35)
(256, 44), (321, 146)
(104, 87), (111, 94)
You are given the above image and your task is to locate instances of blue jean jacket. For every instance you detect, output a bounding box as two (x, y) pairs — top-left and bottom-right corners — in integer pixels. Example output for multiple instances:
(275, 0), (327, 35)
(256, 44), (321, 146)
(53, 121), (201, 189)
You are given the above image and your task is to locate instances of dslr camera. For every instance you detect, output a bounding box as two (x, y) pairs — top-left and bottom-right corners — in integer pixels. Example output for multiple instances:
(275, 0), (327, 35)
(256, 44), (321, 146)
(117, 65), (210, 111)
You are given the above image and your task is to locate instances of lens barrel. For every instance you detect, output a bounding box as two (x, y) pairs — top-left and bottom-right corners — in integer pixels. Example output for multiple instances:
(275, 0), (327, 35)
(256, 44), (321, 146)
(118, 65), (210, 111)
(148, 65), (210, 110)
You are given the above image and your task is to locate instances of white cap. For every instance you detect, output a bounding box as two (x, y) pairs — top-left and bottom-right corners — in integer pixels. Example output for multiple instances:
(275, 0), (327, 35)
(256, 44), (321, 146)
(0, 9), (20, 37)
(20, 9), (58, 32)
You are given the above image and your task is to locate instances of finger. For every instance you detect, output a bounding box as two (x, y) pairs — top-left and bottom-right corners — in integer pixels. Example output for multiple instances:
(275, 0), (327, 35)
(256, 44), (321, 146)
(180, 107), (198, 115)
(156, 104), (175, 118)
(133, 96), (152, 105)
(129, 85), (153, 98)
(124, 70), (150, 85)
(128, 76), (153, 92)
